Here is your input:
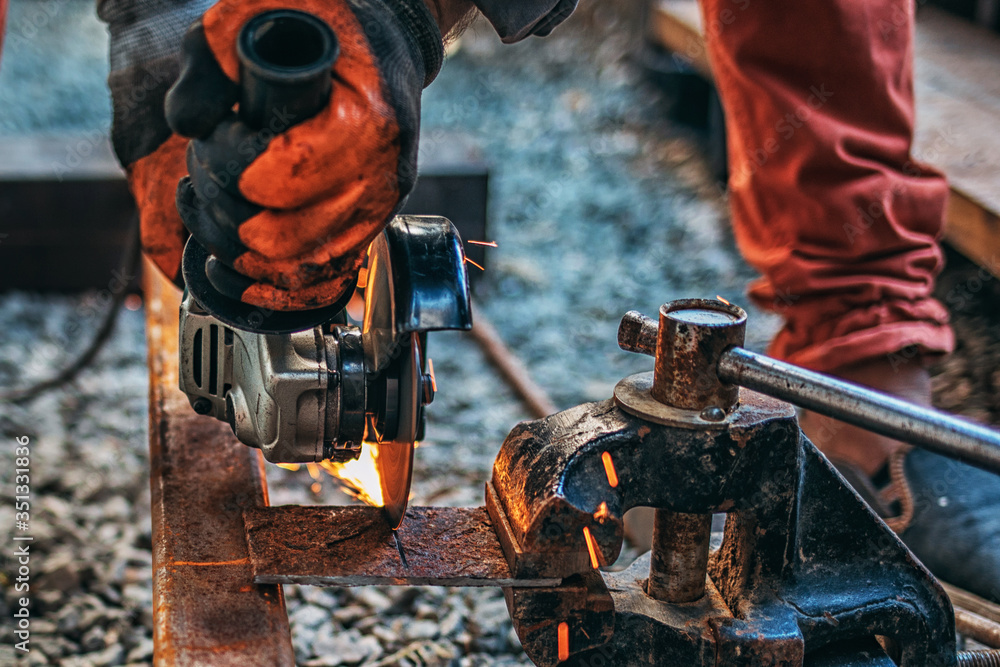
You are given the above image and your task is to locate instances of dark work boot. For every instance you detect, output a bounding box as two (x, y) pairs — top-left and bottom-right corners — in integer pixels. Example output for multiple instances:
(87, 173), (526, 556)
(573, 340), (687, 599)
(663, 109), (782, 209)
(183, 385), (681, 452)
(799, 360), (1000, 604)
(896, 448), (1000, 604)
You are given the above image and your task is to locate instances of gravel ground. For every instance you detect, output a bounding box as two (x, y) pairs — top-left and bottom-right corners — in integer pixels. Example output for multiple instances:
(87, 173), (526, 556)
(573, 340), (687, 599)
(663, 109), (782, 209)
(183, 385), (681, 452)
(0, 0), (110, 135)
(2, 1), (998, 665)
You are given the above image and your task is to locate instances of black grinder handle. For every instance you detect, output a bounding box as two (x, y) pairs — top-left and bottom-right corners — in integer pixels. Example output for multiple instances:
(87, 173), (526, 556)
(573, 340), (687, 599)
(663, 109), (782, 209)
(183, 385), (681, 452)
(180, 10), (347, 335)
(236, 9), (340, 131)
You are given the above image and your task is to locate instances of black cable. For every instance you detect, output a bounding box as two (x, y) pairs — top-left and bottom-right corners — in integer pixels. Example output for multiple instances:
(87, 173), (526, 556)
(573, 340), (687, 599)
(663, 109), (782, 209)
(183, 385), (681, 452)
(0, 216), (142, 404)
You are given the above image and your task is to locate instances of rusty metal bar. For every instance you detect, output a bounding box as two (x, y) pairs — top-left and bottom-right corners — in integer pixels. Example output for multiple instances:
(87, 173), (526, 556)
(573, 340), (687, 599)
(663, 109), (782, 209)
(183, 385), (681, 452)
(956, 609), (1000, 649)
(144, 262), (294, 666)
(718, 347), (1000, 475)
(245, 505), (560, 587)
(467, 302), (559, 420)
(646, 509), (712, 603)
(946, 582), (1000, 625)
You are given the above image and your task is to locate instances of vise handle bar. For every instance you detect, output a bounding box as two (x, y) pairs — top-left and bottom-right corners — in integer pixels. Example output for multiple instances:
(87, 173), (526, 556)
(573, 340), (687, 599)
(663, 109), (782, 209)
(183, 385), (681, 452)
(619, 309), (1000, 476)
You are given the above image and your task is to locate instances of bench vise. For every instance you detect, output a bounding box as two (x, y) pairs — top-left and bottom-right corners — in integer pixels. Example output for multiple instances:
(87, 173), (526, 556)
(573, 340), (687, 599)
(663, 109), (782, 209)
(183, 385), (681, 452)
(487, 299), (958, 666)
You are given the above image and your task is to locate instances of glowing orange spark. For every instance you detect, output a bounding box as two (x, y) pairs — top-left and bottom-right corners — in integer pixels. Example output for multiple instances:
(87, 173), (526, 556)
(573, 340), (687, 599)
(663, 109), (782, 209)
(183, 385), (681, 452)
(601, 451), (618, 488)
(427, 358), (437, 392)
(558, 622), (570, 661)
(318, 443), (385, 507)
(716, 295), (731, 306)
(310, 482), (321, 495)
(306, 463), (322, 481)
(582, 526), (602, 569)
(465, 257), (485, 272)
(593, 501), (611, 523)
(468, 240), (498, 248)
(277, 463), (301, 471)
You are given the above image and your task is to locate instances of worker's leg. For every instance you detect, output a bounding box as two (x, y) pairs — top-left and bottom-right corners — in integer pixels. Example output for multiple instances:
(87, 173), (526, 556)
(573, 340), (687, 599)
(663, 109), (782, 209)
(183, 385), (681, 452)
(700, 0), (999, 601)
(700, 0), (952, 375)
(700, 0), (951, 474)
(699, 0), (948, 474)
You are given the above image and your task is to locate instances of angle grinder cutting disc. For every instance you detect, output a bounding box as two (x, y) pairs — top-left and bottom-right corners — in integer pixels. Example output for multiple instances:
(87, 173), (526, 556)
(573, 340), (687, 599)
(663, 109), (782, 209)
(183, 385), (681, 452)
(373, 332), (422, 529)
(362, 218), (461, 529)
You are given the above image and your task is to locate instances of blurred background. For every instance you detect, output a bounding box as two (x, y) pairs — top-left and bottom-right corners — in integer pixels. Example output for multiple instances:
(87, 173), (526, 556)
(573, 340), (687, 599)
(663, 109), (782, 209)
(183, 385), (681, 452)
(1, 0), (999, 665)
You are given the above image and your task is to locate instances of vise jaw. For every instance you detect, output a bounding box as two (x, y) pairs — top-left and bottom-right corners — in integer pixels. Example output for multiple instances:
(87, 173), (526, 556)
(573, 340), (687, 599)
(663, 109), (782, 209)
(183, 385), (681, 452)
(487, 300), (956, 667)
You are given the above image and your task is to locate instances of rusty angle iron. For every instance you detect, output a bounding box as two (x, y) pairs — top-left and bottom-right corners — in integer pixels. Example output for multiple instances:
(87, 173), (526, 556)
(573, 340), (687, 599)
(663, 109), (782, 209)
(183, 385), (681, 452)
(145, 264), (295, 666)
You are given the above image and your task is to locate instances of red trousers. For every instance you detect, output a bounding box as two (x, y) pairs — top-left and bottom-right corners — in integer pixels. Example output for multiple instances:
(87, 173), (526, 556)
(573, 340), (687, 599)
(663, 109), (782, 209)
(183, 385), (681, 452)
(701, 0), (954, 372)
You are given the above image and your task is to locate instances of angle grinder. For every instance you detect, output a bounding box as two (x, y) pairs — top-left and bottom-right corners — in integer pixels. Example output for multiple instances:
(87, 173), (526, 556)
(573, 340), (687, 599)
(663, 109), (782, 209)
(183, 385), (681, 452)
(176, 10), (472, 528)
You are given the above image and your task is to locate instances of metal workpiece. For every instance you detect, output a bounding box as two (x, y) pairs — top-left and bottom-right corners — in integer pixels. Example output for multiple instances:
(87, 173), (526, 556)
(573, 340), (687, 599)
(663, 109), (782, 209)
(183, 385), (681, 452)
(244, 505), (559, 587)
(719, 347), (1000, 475)
(646, 509), (712, 603)
(489, 391), (957, 666)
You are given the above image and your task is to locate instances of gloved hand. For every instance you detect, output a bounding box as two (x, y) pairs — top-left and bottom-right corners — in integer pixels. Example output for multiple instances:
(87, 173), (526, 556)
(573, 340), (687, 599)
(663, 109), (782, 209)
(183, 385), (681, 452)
(100, 0), (215, 285)
(164, 0), (443, 311)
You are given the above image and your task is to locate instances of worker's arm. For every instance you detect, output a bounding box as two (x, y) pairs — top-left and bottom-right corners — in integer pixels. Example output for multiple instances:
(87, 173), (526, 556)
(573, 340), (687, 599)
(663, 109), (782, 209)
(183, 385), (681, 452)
(100, 0), (577, 309)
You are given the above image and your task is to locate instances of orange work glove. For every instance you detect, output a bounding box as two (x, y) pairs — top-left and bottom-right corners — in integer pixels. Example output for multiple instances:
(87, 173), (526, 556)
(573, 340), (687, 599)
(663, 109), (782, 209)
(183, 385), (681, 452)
(163, 0), (443, 311)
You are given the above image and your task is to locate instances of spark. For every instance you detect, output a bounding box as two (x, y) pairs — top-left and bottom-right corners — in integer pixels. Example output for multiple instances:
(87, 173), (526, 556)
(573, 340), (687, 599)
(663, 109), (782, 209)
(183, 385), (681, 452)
(468, 240), (498, 248)
(306, 463), (322, 481)
(310, 482), (322, 495)
(593, 501), (611, 523)
(427, 358), (438, 392)
(582, 526), (602, 569)
(558, 622), (570, 661)
(318, 443), (385, 507)
(601, 451), (618, 488)
(124, 294), (143, 311)
(277, 463), (301, 471)
(716, 295), (731, 306)
(465, 257), (486, 272)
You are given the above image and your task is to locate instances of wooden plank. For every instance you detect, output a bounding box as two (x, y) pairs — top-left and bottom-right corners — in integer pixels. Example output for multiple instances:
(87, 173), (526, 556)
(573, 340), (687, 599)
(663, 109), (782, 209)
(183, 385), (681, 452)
(244, 505), (559, 588)
(0, 133), (489, 291)
(944, 190), (1000, 275)
(914, 8), (1000, 223)
(649, 2), (1000, 278)
(944, 581), (1000, 625)
(144, 261), (295, 666)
